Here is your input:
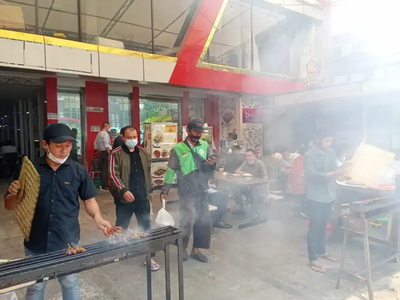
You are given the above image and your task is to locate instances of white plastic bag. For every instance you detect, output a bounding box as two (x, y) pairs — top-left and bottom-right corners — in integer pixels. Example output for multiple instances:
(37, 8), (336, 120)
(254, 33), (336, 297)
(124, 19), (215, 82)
(0, 292), (18, 300)
(155, 200), (175, 227)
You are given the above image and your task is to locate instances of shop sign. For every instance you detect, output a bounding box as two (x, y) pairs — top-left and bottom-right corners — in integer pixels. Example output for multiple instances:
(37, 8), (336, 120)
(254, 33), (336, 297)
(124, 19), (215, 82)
(47, 113), (57, 120)
(87, 107), (104, 112)
(91, 125), (100, 132)
(242, 108), (261, 123)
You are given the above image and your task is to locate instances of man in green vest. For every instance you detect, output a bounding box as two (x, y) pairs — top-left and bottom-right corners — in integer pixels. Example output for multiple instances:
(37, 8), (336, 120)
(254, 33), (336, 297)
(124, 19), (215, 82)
(161, 119), (217, 263)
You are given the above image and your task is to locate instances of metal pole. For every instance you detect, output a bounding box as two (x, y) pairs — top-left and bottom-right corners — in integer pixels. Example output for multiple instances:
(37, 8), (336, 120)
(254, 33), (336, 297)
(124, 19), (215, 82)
(23, 101), (29, 158)
(13, 105), (18, 151)
(28, 98), (35, 159)
(250, 2), (254, 71)
(150, 0), (155, 53)
(37, 92), (44, 156)
(35, 0), (39, 34)
(77, 0), (82, 41)
(18, 101), (25, 156)
(177, 235), (184, 300)
(146, 253), (152, 300)
(80, 88), (87, 168)
(164, 246), (171, 300)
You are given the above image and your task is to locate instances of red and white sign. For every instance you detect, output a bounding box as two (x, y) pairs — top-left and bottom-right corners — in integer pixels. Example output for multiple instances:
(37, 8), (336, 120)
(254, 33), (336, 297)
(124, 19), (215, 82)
(242, 108), (261, 123)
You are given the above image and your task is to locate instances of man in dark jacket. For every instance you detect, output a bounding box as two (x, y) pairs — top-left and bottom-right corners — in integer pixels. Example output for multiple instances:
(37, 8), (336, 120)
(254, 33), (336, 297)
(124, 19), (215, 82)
(112, 126), (129, 150)
(109, 126), (159, 271)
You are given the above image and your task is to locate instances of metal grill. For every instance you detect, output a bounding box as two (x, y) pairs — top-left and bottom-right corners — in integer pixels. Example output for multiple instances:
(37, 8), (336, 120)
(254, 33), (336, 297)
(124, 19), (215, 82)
(0, 226), (184, 300)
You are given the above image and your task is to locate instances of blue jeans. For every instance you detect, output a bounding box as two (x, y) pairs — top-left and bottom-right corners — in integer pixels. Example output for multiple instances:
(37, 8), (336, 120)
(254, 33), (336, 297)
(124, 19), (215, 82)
(25, 248), (80, 300)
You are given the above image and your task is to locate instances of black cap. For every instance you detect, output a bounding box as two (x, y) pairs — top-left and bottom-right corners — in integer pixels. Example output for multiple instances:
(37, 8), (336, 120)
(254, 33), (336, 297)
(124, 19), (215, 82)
(187, 119), (204, 132)
(43, 123), (75, 143)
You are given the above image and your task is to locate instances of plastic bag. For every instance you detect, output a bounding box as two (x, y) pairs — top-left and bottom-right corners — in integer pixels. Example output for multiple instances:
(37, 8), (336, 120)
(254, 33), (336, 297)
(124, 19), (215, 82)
(155, 200), (175, 227)
(0, 292), (18, 300)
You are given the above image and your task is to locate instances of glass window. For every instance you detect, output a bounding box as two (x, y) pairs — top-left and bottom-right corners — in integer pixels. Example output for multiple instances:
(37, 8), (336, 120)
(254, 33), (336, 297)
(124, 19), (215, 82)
(189, 99), (204, 121)
(207, 0), (251, 70)
(108, 95), (131, 133)
(38, 0), (79, 40)
(2, 0), (36, 33)
(81, 0), (152, 52)
(152, 0), (195, 56)
(57, 91), (82, 163)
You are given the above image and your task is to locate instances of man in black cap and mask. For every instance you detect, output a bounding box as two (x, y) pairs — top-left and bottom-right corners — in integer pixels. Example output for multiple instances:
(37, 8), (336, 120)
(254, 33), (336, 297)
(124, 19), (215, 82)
(161, 119), (217, 263)
(4, 123), (111, 300)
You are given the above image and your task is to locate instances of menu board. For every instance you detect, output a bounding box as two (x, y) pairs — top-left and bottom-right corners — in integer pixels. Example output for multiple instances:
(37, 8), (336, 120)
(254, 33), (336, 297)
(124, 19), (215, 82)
(150, 161), (177, 187)
(150, 123), (177, 159)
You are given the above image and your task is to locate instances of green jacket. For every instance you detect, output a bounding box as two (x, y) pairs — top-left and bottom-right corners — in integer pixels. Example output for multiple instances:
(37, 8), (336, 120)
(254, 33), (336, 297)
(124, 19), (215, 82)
(109, 145), (151, 199)
(162, 139), (214, 195)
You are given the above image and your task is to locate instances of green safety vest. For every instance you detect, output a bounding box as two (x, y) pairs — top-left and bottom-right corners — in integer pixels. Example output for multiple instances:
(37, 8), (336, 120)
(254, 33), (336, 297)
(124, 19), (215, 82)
(165, 140), (208, 184)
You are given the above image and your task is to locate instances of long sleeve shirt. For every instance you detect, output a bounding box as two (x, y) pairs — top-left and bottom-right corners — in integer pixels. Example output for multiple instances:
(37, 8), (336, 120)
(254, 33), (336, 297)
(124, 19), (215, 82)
(304, 147), (337, 203)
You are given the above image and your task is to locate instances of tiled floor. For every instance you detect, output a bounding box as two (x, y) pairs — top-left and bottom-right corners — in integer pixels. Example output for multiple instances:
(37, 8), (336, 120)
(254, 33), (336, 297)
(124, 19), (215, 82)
(1, 185), (400, 300)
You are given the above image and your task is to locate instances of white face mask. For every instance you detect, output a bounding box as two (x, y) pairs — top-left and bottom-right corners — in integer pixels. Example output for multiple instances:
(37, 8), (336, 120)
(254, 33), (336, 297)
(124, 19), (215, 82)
(46, 147), (69, 164)
(248, 160), (255, 165)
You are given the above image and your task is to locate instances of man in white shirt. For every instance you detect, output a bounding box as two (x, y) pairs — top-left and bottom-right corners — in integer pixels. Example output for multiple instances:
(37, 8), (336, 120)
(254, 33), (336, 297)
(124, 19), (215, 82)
(94, 122), (112, 190)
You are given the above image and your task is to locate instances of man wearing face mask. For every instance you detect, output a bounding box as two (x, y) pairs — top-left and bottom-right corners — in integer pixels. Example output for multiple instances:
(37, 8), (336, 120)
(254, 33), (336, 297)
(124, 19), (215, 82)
(108, 126), (160, 271)
(161, 119), (217, 263)
(4, 123), (111, 300)
(94, 121), (112, 191)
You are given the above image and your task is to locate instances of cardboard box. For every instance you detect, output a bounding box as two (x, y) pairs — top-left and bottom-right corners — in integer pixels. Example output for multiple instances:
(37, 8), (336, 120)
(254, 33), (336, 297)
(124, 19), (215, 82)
(0, 5), (25, 30)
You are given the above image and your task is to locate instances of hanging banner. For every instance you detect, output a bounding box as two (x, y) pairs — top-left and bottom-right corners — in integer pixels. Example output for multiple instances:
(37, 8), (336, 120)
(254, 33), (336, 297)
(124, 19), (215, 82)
(242, 108), (261, 123)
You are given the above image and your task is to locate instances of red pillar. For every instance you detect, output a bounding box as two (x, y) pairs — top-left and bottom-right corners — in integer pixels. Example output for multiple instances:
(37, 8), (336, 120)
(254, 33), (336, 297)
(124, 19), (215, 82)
(205, 94), (213, 124)
(182, 91), (190, 125)
(212, 95), (220, 150)
(45, 77), (58, 124)
(131, 86), (141, 145)
(85, 81), (109, 171)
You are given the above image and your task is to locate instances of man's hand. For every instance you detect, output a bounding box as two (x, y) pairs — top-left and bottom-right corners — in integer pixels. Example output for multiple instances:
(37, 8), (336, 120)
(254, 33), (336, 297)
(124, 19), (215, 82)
(123, 191), (135, 202)
(160, 193), (167, 202)
(94, 215), (111, 230)
(8, 180), (20, 196)
(206, 156), (217, 165)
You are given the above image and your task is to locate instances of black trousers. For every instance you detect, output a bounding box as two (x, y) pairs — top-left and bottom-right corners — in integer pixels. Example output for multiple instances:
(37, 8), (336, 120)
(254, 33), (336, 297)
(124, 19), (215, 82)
(209, 192), (229, 225)
(115, 198), (154, 257)
(180, 192), (212, 250)
(114, 198), (151, 231)
(100, 151), (109, 189)
(307, 200), (333, 262)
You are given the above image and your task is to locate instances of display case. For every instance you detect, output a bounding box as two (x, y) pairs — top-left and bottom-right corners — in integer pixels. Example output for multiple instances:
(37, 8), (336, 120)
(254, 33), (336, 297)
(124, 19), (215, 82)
(143, 122), (178, 189)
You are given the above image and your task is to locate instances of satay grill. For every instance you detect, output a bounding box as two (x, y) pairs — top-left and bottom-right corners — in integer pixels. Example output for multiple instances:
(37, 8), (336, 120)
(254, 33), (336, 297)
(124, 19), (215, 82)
(0, 226), (184, 300)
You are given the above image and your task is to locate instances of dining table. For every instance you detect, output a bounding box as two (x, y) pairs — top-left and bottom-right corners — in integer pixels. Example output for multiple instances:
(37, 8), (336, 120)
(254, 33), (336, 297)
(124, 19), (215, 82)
(213, 171), (273, 229)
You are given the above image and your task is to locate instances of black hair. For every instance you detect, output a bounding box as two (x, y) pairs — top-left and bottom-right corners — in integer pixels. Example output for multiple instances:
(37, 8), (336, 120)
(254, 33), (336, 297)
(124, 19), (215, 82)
(102, 122), (110, 128)
(123, 126), (138, 135)
(246, 149), (256, 155)
(120, 126), (130, 135)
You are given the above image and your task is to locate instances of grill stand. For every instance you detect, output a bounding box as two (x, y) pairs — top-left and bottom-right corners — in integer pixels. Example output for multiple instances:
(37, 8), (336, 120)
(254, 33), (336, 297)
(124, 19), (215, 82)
(336, 208), (400, 300)
(0, 227), (185, 300)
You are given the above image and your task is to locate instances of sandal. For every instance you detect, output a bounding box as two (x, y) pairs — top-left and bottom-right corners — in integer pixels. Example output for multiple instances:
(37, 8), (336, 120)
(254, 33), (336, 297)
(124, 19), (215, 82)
(319, 253), (337, 262)
(309, 261), (326, 273)
(144, 260), (160, 271)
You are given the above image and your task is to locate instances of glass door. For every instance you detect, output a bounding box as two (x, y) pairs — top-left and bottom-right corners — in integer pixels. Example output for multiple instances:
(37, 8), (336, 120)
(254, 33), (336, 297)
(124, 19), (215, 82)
(57, 90), (83, 164)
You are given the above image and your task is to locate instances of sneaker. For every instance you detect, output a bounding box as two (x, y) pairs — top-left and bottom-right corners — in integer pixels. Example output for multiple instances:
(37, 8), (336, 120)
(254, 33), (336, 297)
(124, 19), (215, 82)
(214, 220), (233, 229)
(190, 252), (209, 263)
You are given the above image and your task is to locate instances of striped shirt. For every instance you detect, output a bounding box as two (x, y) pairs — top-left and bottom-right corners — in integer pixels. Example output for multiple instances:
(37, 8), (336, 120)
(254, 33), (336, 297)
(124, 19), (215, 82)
(94, 130), (112, 151)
